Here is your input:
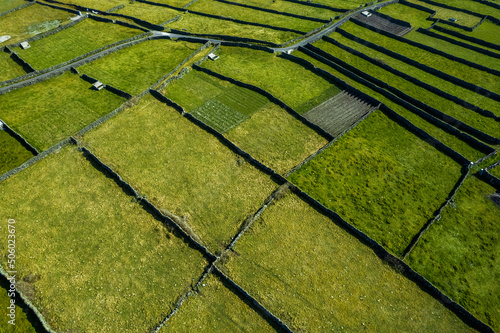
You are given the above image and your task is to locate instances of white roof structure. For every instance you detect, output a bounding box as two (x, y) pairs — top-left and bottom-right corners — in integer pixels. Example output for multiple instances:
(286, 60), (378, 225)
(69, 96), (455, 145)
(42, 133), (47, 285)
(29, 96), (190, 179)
(20, 41), (31, 49)
(361, 11), (372, 17)
(92, 81), (105, 90)
(208, 53), (219, 61)
(0, 35), (11, 44)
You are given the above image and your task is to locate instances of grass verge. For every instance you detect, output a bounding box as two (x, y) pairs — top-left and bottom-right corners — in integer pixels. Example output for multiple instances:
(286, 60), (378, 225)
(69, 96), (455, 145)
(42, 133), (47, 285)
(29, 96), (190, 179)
(407, 176), (500, 330)
(0, 145), (208, 332)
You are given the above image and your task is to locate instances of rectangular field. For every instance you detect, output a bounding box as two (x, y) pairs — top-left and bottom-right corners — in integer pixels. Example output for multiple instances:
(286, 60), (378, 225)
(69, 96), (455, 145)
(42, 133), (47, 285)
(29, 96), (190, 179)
(288, 109), (463, 256)
(0, 130), (34, 175)
(161, 273), (277, 332)
(294, 51), (486, 162)
(114, 2), (179, 24)
(218, 191), (474, 332)
(165, 12), (300, 45)
(202, 46), (342, 114)
(229, 0), (338, 20)
(0, 145), (208, 333)
(436, 20), (500, 50)
(0, 51), (26, 82)
(57, 0), (128, 12)
(82, 94), (278, 253)
(0, 3), (74, 45)
(407, 176), (500, 331)
(0, 0), (27, 13)
(0, 71), (125, 151)
(14, 18), (141, 70)
(79, 39), (200, 95)
(405, 0), (483, 27)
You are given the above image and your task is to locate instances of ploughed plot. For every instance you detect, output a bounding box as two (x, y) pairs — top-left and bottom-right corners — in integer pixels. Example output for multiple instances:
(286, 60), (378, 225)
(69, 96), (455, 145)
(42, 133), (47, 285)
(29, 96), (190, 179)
(79, 39), (200, 95)
(13, 18), (140, 70)
(162, 273), (277, 332)
(294, 51), (486, 162)
(164, 69), (328, 174)
(217, 191), (475, 332)
(288, 109), (463, 256)
(0, 130), (34, 175)
(303, 88), (378, 137)
(83, 94), (278, 253)
(0, 71), (125, 151)
(0, 3), (74, 45)
(407, 176), (500, 331)
(0, 145), (208, 333)
(0, 51), (27, 82)
(202, 46), (342, 114)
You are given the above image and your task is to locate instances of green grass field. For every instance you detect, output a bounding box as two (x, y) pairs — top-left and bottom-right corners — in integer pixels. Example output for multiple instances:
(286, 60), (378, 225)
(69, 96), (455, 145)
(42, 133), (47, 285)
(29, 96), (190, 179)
(163, 69), (327, 174)
(337, 23), (500, 118)
(0, 72), (125, 151)
(489, 164), (500, 178)
(0, 145), (208, 332)
(229, 0), (337, 20)
(57, 0), (128, 12)
(82, 94), (278, 253)
(294, 51), (486, 162)
(289, 109), (463, 256)
(0, 4), (73, 45)
(430, 0), (500, 19)
(313, 0), (372, 9)
(407, 176), (500, 330)
(437, 20), (500, 48)
(342, 22), (500, 96)
(378, 3), (434, 29)
(0, 52), (26, 83)
(406, 29), (500, 72)
(405, 0), (483, 27)
(0, 131), (34, 175)
(79, 39), (199, 95)
(115, 2), (179, 24)
(218, 191), (475, 332)
(0, 278), (38, 333)
(188, 0), (323, 33)
(165, 12), (300, 45)
(225, 104), (328, 174)
(162, 273), (277, 332)
(14, 18), (140, 70)
(202, 46), (341, 114)
(0, 0), (26, 13)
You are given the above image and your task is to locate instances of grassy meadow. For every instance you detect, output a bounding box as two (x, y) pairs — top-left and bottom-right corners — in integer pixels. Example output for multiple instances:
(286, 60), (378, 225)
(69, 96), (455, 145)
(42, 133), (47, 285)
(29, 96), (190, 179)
(162, 273), (277, 332)
(83, 94), (278, 253)
(294, 51), (486, 162)
(288, 109), (463, 256)
(0, 0), (27, 13)
(0, 71), (125, 151)
(79, 39), (199, 95)
(0, 4), (73, 45)
(14, 18), (140, 70)
(202, 46), (341, 114)
(407, 176), (500, 330)
(0, 145), (208, 332)
(0, 131), (34, 175)
(229, 0), (338, 20)
(0, 52), (26, 83)
(0, 277), (38, 333)
(405, 0), (483, 27)
(57, 0), (128, 12)
(114, 2), (179, 24)
(218, 191), (475, 332)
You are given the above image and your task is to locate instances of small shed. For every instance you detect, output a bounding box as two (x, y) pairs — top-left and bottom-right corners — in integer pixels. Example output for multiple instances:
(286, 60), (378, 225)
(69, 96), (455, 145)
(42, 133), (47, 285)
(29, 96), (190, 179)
(208, 53), (219, 61)
(449, 17), (457, 22)
(0, 36), (11, 44)
(92, 81), (105, 90)
(20, 42), (31, 49)
(0, 120), (4, 130)
(361, 11), (372, 17)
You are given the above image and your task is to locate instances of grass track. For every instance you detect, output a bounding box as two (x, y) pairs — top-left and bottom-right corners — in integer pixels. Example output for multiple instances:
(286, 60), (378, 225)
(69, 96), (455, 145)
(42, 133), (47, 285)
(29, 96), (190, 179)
(407, 176), (500, 331)
(219, 191), (475, 332)
(0, 145), (208, 332)
(288, 109), (463, 256)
